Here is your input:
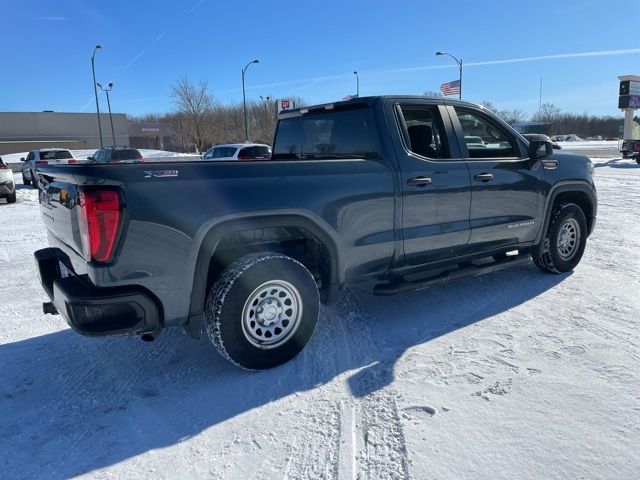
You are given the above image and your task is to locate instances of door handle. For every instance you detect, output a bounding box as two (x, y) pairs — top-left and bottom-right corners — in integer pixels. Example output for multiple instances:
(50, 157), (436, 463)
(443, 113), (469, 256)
(473, 173), (494, 182)
(407, 176), (432, 187)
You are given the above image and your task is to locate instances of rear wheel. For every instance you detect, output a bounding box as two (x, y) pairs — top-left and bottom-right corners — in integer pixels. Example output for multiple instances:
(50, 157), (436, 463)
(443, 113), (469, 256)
(22, 174), (31, 186)
(533, 202), (587, 273)
(205, 252), (320, 370)
(6, 192), (16, 204)
(635, 158), (640, 164)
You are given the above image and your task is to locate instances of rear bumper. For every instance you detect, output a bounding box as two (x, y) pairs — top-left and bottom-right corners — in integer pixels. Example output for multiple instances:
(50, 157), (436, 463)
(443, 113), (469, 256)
(0, 180), (15, 195)
(35, 247), (162, 336)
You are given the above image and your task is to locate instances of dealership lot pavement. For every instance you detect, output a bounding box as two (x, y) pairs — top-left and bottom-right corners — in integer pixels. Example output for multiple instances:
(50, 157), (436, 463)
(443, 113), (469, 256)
(1, 157), (639, 479)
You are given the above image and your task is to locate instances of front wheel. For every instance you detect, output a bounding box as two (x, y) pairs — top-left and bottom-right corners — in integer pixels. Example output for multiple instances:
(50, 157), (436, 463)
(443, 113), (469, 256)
(22, 174), (31, 186)
(6, 192), (16, 204)
(533, 202), (587, 273)
(635, 158), (640, 165)
(205, 252), (320, 370)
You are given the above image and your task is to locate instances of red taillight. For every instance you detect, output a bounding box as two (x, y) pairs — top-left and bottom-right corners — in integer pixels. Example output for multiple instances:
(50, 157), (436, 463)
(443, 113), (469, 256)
(68, 159), (78, 164)
(36, 160), (48, 165)
(78, 189), (123, 263)
(237, 155), (251, 161)
(635, 140), (640, 150)
(0, 163), (7, 169)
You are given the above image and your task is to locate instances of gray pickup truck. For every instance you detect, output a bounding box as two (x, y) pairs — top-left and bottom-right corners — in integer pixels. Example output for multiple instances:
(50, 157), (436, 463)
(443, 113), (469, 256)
(34, 96), (597, 369)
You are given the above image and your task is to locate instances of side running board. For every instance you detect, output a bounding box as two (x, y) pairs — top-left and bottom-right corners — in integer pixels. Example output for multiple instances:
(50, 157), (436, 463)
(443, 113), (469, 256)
(373, 254), (532, 296)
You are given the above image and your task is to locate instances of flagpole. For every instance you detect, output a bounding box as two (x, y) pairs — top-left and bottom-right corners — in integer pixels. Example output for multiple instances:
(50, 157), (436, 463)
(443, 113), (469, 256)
(459, 59), (463, 100)
(435, 51), (463, 99)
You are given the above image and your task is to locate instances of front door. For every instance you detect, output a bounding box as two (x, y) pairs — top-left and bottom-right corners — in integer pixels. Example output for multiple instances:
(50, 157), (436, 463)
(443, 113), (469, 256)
(448, 106), (545, 253)
(392, 101), (472, 266)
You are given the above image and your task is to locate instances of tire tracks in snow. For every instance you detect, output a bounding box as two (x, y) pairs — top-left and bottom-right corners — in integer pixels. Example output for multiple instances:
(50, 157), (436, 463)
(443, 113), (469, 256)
(334, 289), (412, 480)
(250, 288), (412, 479)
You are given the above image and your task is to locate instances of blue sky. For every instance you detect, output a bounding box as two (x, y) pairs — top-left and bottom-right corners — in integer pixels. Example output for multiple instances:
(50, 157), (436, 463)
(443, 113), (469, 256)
(1, 0), (639, 117)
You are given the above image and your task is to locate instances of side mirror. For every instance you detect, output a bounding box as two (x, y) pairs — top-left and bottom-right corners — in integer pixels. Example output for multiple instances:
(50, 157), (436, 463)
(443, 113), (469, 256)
(20, 157), (25, 162)
(528, 138), (553, 159)
(87, 156), (93, 161)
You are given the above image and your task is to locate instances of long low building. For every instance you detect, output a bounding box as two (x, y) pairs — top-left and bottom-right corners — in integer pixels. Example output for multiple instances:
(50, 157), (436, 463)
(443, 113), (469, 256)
(0, 111), (129, 156)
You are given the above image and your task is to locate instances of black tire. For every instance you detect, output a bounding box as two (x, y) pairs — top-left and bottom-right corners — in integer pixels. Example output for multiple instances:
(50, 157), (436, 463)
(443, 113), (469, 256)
(6, 192), (16, 204)
(22, 174), (31, 186)
(635, 158), (640, 165)
(533, 202), (587, 274)
(205, 252), (320, 370)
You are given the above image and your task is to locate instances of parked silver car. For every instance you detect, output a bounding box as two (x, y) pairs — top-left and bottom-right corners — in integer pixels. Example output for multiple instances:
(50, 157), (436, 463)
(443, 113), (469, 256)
(20, 148), (77, 187)
(0, 157), (16, 203)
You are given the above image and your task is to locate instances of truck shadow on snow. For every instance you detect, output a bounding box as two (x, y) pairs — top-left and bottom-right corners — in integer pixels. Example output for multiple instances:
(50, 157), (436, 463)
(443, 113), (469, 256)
(0, 263), (567, 478)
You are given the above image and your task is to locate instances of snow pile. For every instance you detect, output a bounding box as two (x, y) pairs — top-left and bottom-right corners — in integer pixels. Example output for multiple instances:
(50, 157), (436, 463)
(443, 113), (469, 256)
(0, 158), (639, 479)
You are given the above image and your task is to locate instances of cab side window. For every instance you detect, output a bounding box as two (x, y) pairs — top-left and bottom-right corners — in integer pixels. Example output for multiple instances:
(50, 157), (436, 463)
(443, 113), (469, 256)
(455, 109), (518, 158)
(398, 105), (448, 159)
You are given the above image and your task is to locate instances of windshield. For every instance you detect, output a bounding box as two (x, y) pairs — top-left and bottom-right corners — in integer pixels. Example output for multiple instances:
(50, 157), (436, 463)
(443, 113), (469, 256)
(272, 107), (379, 160)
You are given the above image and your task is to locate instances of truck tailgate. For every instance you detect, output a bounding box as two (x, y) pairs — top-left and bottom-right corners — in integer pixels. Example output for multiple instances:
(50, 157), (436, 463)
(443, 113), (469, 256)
(38, 168), (86, 260)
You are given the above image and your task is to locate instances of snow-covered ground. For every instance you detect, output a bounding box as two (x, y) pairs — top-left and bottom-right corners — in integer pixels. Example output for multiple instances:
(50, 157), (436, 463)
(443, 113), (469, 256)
(1, 157), (639, 479)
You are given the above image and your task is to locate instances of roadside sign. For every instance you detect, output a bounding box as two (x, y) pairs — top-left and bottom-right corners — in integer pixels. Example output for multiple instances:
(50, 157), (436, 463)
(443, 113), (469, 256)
(618, 95), (640, 109)
(619, 80), (640, 96)
(277, 99), (295, 112)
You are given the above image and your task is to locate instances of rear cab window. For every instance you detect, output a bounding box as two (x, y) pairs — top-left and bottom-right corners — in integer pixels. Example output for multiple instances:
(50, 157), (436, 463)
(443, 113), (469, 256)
(272, 105), (379, 160)
(111, 149), (142, 161)
(397, 105), (449, 159)
(40, 150), (72, 160)
(238, 146), (271, 160)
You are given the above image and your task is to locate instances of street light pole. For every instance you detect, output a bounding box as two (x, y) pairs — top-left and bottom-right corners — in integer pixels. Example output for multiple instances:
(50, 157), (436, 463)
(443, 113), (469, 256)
(242, 59), (259, 142)
(353, 70), (359, 97)
(98, 82), (116, 146)
(435, 51), (463, 100)
(91, 45), (104, 148)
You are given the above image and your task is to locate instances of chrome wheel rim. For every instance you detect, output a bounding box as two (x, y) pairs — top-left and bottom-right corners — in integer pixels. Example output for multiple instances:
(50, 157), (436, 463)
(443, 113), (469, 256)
(557, 218), (580, 260)
(241, 280), (302, 349)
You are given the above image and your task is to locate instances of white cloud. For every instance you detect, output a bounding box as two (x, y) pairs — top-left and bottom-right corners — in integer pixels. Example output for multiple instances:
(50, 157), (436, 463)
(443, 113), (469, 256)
(238, 47), (640, 94)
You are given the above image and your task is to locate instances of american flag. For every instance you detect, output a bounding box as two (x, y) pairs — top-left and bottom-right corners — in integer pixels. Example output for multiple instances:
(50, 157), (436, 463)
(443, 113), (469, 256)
(440, 79), (461, 96)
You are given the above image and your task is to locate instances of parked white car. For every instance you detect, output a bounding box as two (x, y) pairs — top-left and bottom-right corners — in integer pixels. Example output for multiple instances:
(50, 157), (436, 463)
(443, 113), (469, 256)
(202, 143), (271, 161)
(0, 156), (16, 203)
(20, 148), (77, 187)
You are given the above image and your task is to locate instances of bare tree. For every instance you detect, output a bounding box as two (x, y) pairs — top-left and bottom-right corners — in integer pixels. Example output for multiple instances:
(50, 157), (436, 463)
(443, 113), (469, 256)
(170, 77), (216, 153)
(533, 102), (561, 126)
(479, 101), (499, 114)
(498, 108), (527, 125)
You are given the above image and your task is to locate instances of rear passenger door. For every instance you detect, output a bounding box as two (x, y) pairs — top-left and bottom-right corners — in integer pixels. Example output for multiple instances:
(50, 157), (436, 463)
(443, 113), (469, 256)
(448, 106), (545, 252)
(392, 101), (472, 266)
